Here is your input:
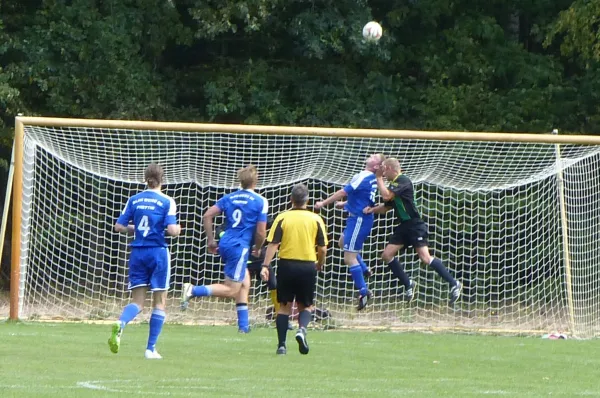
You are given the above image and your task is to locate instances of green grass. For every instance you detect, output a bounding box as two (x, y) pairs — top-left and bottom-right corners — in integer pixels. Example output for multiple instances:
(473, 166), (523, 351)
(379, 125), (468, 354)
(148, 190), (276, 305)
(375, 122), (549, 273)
(0, 322), (598, 397)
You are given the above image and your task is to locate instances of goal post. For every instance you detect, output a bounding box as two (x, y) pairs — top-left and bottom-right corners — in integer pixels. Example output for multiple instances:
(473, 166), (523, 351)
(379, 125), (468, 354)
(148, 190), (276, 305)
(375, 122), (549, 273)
(8, 116), (600, 337)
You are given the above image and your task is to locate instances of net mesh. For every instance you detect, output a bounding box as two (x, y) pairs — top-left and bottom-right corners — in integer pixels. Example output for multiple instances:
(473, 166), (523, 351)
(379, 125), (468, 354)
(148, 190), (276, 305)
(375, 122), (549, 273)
(15, 124), (600, 337)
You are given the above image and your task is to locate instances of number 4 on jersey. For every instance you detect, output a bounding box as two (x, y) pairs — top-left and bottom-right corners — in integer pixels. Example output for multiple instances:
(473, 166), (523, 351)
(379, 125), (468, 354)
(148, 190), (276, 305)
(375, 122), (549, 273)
(137, 215), (150, 237)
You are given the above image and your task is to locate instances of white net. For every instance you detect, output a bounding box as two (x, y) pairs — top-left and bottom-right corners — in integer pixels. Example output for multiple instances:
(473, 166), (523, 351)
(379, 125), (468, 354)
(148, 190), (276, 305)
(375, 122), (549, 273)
(15, 123), (600, 337)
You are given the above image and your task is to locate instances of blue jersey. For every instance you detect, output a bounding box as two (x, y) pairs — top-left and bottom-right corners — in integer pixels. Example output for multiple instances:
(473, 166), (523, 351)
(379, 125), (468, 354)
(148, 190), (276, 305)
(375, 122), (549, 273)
(117, 189), (178, 248)
(343, 170), (377, 216)
(216, 189), (268, 247)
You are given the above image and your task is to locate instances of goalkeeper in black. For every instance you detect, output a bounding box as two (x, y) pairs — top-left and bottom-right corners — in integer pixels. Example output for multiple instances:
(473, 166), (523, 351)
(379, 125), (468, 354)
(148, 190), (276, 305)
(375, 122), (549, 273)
(364, 157), (462, 305)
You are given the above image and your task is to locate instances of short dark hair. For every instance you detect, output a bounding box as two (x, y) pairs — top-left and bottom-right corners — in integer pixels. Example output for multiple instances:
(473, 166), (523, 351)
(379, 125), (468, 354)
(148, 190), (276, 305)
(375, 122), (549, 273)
(291, 184), (309, 206)
(145, 164), (164, 189)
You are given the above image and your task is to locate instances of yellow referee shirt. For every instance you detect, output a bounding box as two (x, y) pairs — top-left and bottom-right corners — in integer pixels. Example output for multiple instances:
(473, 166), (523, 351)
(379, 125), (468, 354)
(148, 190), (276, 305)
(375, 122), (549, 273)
(267, 209), (328, 262)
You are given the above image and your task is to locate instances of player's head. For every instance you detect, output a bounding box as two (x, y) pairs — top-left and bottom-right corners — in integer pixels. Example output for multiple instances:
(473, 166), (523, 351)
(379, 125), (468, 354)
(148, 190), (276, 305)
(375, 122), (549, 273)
(145, 163), (164, 189)
(382, 158), (401, 179)
(238, 165), (258, 189)
(366, 153), (386, 172)
(290, 183), (309, 208)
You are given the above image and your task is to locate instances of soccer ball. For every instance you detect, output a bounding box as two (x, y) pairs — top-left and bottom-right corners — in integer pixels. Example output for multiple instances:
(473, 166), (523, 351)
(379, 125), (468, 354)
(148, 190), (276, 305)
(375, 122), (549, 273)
(362, 21), (382, 42)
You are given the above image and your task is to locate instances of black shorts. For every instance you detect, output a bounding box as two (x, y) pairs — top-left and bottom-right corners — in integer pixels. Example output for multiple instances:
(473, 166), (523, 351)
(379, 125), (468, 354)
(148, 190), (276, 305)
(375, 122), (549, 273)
(276, 259), (317, 307)
(247, 259), (262, 276)
(389, 219), (429, 249)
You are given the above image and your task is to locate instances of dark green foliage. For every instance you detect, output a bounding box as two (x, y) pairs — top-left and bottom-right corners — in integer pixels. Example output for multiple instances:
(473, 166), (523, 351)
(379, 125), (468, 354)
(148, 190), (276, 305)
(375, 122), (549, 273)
(0, 0), (598, 133)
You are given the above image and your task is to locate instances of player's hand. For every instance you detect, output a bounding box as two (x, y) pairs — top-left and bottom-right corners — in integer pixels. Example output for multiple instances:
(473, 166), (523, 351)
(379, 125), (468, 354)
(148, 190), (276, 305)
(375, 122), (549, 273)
(335, 201), (346, 209)
(363, 206), (374, 214)
(315, 262), (322, 272)
(260, 266), (269, 281)
(252, 245), (261, 258)
(376, 166), (384, 178)
(314, 201), (325, 210)
(127, 225), (135, 235)
(207, 239), (218, 254)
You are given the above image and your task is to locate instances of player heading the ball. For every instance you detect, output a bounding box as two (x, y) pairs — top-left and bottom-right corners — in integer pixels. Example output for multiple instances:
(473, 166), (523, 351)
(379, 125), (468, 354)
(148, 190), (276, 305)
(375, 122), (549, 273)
(315, 153), (385, 311)
(365, 158), (462, 304)
(109, 163), (181, 359)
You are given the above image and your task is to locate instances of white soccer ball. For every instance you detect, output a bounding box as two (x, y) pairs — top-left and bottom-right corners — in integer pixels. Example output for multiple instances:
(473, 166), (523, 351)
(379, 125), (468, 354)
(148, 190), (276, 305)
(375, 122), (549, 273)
(362, 21), (382, 42)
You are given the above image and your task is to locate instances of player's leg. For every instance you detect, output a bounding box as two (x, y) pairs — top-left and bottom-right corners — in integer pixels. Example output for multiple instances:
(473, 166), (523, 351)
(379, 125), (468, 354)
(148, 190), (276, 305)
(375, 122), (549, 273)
(109, 249), (147, 354)
(357, 254), (372, 278)
(274, 263), (294, 355)
(340, 235), (371, 278)
(294, 264), (317, 355)
(234, 269), (251, 333)
(109, 286), (146, 354)
(145, 247), (170, 359)
(382, 229), (415, 301)
(343, 216), (373, 310)
(145, 290), (166, 359)
(414, 244), (461, 304)
(181, 245), (248, 308)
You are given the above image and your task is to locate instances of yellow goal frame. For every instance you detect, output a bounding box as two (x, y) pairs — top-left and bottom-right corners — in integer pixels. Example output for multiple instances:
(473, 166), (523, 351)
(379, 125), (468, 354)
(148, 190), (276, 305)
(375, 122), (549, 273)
(9, 116), (600, 333)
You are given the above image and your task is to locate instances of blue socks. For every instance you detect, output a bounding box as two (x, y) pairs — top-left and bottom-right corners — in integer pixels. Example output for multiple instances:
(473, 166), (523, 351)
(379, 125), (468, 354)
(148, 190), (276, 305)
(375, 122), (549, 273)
(349, 264), (369, 296)
(147, 309), (166, 352)
(192, 285), (213, 297)
(357, 254), (369, 274)
(118, 303), (141, 329)
(236, 303), (249, 332)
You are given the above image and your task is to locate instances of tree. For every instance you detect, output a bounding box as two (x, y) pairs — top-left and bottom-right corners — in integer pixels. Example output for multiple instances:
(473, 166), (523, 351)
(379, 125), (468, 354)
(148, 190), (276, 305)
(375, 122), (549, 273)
(6, 0), (190, 120)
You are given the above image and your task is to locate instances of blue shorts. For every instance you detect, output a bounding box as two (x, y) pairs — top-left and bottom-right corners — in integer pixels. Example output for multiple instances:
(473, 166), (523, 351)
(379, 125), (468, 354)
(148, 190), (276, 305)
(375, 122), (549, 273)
(128, 247), (171, 291)
(343, 215), (374, 252)
(219, 242), (250, 283)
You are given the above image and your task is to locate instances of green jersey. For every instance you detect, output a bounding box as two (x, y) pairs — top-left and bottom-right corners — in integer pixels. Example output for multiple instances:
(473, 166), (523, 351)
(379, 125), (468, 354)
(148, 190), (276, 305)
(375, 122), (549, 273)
(385, 174), (421, 222)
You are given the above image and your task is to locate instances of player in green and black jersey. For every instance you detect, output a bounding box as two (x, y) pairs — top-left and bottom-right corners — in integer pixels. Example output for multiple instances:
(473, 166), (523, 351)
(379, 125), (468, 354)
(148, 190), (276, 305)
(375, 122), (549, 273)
(364, 158), (462, 305)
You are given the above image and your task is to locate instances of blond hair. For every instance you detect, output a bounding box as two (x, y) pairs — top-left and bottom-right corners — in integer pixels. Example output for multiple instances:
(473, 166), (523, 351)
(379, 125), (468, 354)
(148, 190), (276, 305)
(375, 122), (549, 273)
(238, 165), (258, 189)
(145, 164), (164, 189)
(375, 153), (387, 164)
(382, 158), (401, 172)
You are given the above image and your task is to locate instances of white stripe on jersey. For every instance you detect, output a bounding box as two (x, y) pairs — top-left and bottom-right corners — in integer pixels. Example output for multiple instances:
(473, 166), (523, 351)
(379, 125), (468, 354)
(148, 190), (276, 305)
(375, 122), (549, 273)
(350, 170), (375, 190)
(257, 193), (269, 215)
(151, 189), (178, 216)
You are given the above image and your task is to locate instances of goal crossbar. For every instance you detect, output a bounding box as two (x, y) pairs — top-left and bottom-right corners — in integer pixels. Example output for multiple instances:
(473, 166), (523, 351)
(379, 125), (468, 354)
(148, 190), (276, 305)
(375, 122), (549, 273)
(15, 116), (600, 144)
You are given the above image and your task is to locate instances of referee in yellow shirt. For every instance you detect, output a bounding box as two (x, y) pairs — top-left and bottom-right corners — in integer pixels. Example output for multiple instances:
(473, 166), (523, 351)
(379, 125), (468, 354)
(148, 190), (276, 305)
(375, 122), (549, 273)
(260, 183), (328, 355)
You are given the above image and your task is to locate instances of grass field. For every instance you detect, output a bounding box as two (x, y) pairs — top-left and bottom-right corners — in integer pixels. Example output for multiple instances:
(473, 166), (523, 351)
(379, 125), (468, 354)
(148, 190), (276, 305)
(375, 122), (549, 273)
(0, 322), (598, 397)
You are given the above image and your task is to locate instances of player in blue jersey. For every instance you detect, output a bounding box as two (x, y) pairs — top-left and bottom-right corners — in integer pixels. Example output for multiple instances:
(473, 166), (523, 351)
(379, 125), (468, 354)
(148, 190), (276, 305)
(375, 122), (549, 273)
(314, 153), (385, 311)
(181, 165), (268, 332)
(109, 164), (181, 359)
(365, 158), (461, 304)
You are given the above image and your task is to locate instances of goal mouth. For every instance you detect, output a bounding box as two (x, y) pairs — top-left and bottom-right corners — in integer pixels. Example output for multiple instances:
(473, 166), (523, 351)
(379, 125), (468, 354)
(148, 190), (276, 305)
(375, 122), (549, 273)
(8, 117), (600, 338)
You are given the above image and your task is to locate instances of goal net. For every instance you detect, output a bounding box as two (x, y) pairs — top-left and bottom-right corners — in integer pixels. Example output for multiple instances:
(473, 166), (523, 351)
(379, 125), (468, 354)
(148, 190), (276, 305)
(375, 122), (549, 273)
(12, 120), (600, 337)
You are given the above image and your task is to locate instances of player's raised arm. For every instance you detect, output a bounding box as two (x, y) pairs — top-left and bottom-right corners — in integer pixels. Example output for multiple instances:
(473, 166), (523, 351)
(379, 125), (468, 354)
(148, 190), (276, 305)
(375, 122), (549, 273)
(376, 165), (394, 201)
(314, 189), (347, 210)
